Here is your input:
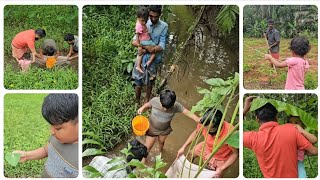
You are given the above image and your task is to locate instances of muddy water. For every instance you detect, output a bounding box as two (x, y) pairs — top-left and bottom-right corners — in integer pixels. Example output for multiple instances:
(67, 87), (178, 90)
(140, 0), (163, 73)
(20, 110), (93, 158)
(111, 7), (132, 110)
(154, 5), (239, 177)
(93, 6), (239, 178)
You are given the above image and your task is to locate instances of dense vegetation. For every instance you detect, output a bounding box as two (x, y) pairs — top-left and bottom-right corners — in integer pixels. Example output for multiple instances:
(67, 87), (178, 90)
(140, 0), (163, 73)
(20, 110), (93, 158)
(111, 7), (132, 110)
(4, 5), (78, 89)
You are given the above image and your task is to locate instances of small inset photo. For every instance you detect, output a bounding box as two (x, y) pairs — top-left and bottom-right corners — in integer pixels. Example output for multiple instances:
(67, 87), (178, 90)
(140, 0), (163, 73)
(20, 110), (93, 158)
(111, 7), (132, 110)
(243, 5), (318, 90)
(4, 94), (79, 178)
(4, 5), (79, 90)
(243, 94), (318, 178)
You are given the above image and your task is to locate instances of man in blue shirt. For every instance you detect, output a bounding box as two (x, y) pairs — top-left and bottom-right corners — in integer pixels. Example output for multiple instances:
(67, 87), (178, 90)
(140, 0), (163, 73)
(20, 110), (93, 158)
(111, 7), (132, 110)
(132, 5), (168, 105)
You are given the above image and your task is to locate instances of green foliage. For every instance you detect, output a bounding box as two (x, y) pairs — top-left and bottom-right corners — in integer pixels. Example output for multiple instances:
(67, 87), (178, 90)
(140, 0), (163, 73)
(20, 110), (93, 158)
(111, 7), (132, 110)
(250, 98), (317, 130)
(4, 94), (49, 177)
(4, 65), (78, 90)
(83, 165), (103, 178)
(192, 73), (239, 114)
(128, 155), (167, 178)
(244, 5), (318, 38)
(82, 148), (106, 158)
(216, 5), (239, 35)
(5, 153), (21, 167)
(4, 5), (78, 90)
(83, 6), (137, 151)
(226, 131), (239, 148)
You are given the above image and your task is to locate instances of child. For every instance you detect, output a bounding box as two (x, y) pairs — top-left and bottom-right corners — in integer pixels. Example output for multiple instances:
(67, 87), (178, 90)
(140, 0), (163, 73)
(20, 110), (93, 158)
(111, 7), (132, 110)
(64, 33), (79, 60)
(265, 36), (310, 90)
(288, 116), (317, 178)
(135, 7), (156, 73)
(137, 89), (200, 154)
(14, 94), (79, 178)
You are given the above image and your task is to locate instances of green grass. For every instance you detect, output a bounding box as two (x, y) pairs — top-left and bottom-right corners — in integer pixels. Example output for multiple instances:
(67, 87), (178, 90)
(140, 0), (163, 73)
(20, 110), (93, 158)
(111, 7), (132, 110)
(4, 94), (50, 178)
(4, 64), (78, 90)
(4, 5), (78, 90)
(82, 6), (137, 150)
(243, 38), (318, 89)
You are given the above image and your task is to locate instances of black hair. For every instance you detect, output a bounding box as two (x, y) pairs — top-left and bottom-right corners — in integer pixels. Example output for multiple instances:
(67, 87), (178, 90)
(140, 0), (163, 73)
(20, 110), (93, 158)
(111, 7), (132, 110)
(289, 37), (310, 57)
(200, 108), (223, 129)
(64, 33), (75, 41)
(44, 46), (56, 56)
(137, 6), (149, 23)
(148, 5), (162, 14)
(35, 28), (46, 38)
(160, 89), (176, 109)
(126, 139), (148, 162)
(42, 94), (78, 125)
(267, 19), (274, 24)
(254, 103), (278, 122)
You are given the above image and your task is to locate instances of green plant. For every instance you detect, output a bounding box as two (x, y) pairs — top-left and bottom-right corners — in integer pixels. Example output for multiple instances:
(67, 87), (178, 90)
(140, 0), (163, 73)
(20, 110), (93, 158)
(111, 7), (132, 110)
(216, 5), (239, 35)
(4, 94), (49, 177)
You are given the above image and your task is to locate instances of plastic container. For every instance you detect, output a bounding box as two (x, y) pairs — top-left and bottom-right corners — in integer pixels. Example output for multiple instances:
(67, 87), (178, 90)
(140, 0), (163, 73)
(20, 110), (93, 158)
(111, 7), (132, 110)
(132, 115), (149, 136)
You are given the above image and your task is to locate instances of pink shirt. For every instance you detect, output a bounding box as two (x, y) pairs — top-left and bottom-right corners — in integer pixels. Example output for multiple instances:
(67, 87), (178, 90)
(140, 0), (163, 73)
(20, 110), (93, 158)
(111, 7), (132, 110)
(285, 57), (309, 90)
(135, 21), (151, 41)
(297, 150), (304, 161)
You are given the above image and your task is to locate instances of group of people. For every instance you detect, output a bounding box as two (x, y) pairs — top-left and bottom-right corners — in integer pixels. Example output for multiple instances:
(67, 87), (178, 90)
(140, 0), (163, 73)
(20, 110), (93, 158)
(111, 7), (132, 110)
(263, 19), (311, 90)
(11, 28), (78, 71)
(243, 96), (318, 178)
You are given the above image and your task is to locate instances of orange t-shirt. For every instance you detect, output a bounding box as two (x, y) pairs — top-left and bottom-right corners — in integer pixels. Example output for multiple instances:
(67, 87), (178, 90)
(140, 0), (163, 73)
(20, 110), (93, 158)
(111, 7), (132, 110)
(244, 122), (312, 178)
(196, 121), (235, 161)
(12, 29), (35, 49)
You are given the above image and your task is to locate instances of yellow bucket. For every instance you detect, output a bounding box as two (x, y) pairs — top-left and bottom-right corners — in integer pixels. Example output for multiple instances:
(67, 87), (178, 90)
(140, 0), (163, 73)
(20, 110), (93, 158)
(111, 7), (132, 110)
(132, 115), (149, 136)
(46, 57), (57, 69)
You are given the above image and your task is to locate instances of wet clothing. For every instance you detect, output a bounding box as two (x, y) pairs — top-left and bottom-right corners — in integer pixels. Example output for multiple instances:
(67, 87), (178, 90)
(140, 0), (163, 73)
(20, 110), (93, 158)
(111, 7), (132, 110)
(41, 39), (58, 52)
(132, 19), (168, 85)
(265, 28), (280, 53)
(244, 122), (312, 178)
(135, 21), (151, 41)
(42, 136), (78, 178)
(285, 57), (309, 90)
(12, 29), (36, 50)
(146, 97), (184, 136)
(83, 156), (129, 178)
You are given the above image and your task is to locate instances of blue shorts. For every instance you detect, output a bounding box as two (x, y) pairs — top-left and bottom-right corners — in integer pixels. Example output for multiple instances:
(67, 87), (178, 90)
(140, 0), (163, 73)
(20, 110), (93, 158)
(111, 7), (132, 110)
(140, 40), (156, 46)
(298, 160), (307, 178)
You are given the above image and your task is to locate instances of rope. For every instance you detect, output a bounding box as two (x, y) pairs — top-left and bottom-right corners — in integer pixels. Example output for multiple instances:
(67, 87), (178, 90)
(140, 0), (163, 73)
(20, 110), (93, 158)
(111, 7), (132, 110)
(243, 43), (266, 56)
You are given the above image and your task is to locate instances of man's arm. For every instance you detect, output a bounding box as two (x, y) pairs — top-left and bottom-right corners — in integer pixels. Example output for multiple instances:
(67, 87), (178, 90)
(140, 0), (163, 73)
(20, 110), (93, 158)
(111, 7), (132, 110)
(305, 145), (318, 156)
(143, 25), (168, 54)
(30, 48), (39, 63)
(67, 45), (73, 57)
(182, 108), (200, 123)
(214, 148), (239, 177)
(176, 129), (197, 159)
(243, 96), (256, 117)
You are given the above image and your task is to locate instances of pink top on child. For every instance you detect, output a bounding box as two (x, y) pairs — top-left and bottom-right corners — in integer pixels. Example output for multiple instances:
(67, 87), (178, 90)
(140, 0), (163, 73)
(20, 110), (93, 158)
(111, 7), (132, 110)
(297, 149), (304, 161)
(285, 57), (309, 90)
(135, 21), (151, 41)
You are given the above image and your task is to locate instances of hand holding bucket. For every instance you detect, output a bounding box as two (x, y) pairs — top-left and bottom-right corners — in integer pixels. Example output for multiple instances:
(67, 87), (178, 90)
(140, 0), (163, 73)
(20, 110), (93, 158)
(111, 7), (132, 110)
(132, 115), (149, 136)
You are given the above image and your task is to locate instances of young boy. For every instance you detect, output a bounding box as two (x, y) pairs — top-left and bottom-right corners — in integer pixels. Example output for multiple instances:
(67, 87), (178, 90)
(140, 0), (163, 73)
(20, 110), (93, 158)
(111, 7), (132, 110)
(137, 89), (200, 153)
(14, 94), (79, 178)
(64, 33), (79, 60)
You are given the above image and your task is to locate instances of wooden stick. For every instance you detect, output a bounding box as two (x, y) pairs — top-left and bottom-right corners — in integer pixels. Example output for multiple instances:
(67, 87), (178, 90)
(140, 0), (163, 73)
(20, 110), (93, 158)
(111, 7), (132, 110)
(264, 35), (277, 73)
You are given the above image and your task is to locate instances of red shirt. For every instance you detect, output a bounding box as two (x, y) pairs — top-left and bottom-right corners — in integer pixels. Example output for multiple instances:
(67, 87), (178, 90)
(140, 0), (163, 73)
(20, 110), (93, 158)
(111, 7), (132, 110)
(196, 121), (235, 161)
(244, 122), (312, 178)
(12, 29), (35, 49)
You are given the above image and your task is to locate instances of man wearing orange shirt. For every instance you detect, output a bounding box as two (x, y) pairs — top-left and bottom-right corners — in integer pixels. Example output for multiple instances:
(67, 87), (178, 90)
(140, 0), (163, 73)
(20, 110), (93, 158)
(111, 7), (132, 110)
(176, 108), (239, 177)
(11, 28), (46, 64)
(243, 96), (318, 178)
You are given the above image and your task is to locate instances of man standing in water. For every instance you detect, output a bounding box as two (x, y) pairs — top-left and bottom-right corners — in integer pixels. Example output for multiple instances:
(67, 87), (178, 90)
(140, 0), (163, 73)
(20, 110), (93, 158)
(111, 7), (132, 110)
(264, 19), (280, 60)
(132, 5), (168, 105)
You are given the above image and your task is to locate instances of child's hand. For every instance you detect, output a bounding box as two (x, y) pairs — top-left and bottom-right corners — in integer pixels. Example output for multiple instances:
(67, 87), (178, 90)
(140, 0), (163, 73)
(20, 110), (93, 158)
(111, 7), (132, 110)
(137, 107), (143, 114)
(295, 124), (305, 134)
(264, 54), (272, 60)
(146, 60), (151, 67)
(12, 150), (28, 163)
